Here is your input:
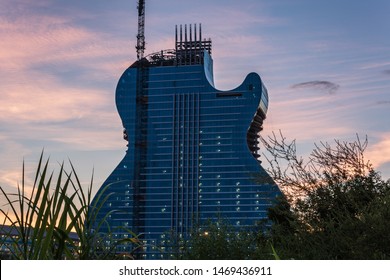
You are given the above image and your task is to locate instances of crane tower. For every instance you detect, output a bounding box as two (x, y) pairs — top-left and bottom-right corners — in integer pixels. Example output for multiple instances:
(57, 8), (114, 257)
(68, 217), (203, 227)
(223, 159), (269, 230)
(136, 0), (146, 60)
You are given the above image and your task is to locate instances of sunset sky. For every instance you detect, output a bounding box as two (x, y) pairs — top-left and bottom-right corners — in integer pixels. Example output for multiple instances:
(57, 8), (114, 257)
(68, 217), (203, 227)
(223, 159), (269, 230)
(1, 0), (389, 196)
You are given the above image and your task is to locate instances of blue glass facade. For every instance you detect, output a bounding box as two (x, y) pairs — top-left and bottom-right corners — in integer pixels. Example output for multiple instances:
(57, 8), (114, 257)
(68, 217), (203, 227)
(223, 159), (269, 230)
(92, 25), (281, 259)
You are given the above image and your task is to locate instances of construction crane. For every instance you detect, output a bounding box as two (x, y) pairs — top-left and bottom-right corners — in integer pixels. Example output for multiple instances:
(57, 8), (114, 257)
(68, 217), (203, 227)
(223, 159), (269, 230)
(136, 0), (146, 60)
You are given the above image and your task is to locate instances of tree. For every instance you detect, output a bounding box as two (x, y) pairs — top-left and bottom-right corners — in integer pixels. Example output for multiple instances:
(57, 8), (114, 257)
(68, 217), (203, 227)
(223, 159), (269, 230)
(182, 218), (274, 260)
(260, 131), (373, 203)
(261, 132), (390, 259)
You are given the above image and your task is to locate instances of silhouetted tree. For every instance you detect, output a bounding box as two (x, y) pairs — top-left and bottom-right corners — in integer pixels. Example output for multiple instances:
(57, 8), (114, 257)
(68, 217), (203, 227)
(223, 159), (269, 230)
(261, 132), (390, 259)
(260, 131), (372, 203)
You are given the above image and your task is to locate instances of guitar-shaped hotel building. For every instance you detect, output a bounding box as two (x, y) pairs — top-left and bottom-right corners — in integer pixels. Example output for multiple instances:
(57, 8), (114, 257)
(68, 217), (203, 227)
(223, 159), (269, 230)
(92, 1), (281, 259)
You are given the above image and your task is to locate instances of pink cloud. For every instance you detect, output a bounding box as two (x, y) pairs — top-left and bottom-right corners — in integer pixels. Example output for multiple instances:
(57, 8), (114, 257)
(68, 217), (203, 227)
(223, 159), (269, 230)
(0, 9), (128, 196)
(366, 133), (390, 171)
(0, 11), (130, 125)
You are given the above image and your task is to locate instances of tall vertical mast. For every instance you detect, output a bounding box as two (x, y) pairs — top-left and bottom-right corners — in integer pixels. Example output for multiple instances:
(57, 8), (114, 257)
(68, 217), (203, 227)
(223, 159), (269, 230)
(136, 0), (146, 60)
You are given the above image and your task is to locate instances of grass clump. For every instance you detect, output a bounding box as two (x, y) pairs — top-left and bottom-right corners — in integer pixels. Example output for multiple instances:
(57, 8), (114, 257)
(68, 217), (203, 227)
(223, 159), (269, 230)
(0, 152), (139, 259)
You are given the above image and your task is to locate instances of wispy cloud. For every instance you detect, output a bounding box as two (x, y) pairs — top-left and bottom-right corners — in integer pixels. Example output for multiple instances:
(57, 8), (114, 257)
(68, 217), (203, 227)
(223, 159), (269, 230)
(359, 61), (390, 70)
(383, 69), (390, 76)
(376, 100), (390, 105)
(0, 5), (128, 125)
(0, 2), (129, 193)
(291, 81), (340, 94)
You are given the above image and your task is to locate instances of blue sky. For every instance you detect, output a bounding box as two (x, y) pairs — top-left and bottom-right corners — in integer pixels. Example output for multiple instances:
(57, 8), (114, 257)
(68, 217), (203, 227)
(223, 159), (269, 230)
(1, 0), (389, 197)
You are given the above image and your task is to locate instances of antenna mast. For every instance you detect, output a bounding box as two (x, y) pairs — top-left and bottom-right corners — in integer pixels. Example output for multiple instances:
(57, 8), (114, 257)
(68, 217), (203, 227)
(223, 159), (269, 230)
(136, 0), (146, 60)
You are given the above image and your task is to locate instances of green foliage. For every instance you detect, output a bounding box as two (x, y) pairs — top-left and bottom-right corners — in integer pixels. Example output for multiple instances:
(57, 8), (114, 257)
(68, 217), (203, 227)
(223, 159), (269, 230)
(0, 152), (139, 259)
(268, 173), (390, 259)
(181, 218), (275, 260)
(261, 132), (390, 259)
